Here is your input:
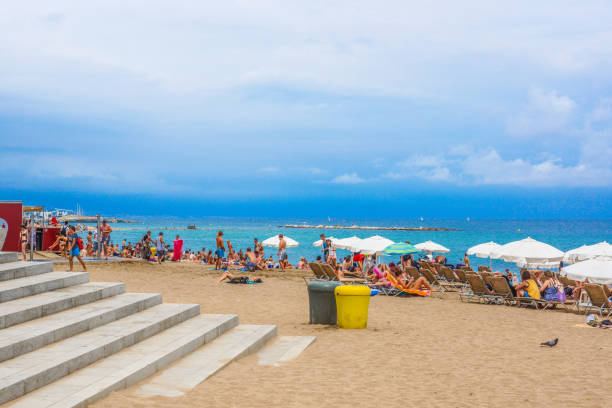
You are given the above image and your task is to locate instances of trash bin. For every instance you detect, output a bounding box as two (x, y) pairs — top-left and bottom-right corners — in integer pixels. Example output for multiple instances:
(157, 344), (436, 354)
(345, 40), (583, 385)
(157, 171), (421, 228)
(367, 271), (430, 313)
(307, 281), (341, 324)
(335, 285), (371, 329)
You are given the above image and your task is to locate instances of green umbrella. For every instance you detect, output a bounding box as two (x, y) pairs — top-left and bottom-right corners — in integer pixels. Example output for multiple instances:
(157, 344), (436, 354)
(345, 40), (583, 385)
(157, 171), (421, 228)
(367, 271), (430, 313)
(382, 242), (419, 255)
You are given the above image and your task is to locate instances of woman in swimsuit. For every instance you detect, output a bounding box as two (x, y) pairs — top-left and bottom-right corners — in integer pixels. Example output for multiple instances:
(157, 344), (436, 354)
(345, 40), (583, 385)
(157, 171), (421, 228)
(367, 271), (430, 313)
(389, 263), (432, 291)
(20, 225), (28, 261)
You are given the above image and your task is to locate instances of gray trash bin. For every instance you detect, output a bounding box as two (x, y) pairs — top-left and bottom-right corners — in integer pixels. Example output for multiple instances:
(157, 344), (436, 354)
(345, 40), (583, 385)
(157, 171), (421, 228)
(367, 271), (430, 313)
(307, 281), (341, 324)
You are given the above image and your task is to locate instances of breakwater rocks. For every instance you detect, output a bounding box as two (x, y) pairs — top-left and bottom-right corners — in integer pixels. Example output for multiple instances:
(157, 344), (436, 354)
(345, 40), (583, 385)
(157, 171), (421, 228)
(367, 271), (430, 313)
(280, 224), (459, 231)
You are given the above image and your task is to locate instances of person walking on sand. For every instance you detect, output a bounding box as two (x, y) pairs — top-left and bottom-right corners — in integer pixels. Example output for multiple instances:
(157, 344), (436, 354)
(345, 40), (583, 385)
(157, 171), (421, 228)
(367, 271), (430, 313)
(278, 234), (287, 271)
(156, 232), (166, 264)
(67, 226), (86, 272)
(100, 220), (112, 260)
(215, 231), (225, 270)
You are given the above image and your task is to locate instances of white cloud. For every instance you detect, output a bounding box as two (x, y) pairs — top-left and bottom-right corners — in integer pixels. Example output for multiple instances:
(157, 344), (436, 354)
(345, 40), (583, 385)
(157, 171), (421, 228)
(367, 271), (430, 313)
(506, 88), (576, 137)
(461, 149), (612, 186)
(331, 173), (365, 184)
(257, 166), (280, 174)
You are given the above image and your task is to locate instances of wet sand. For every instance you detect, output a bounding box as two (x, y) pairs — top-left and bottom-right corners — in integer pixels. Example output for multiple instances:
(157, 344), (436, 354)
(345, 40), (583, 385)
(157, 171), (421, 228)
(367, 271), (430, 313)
(52, 262), (610, 408)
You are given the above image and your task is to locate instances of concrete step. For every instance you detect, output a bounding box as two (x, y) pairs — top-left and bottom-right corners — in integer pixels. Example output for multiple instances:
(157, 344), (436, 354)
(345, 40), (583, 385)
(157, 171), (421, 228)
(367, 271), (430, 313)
(0, 262), (54, 282)
(5, 314), (238, 408)
(0, 303), (199, 405)
(0, 292), (163, 362)
(0, 253), (18, 264)
(0, 282), (125, 330)
(257, 336), (317, 367)
(134, 324), (277, 398)
(0, 272), (89, 304)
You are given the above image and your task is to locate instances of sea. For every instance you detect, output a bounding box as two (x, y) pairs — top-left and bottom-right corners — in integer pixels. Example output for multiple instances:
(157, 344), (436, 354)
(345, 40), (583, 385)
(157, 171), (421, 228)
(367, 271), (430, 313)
(101, 217), (612, 272)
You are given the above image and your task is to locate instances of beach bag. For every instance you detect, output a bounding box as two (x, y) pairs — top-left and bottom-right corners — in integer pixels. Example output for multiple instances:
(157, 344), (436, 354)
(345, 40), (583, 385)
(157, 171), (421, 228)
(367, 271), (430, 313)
(77, 237), (84, 250)
(557, 287), (566, 303)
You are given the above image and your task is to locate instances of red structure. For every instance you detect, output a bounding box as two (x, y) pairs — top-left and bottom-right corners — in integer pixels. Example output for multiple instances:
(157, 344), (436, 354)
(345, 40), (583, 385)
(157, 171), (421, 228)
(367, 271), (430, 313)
(0, 201), (23, 252)
(41, 226), (61, 250)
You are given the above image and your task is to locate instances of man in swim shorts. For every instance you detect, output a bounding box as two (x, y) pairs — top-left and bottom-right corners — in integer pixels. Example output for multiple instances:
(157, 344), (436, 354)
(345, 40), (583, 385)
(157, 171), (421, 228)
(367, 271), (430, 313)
(215, 230), (225, 270)
(68, 226), (87, 272)
(100, 220), (112, 260)
(245, 247), (259, 271)
(278, 234), (287, 271)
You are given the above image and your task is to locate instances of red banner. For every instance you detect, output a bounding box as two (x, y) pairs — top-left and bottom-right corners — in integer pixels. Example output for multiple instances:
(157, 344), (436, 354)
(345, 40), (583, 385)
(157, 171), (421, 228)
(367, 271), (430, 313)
(0, 201), (23, 252)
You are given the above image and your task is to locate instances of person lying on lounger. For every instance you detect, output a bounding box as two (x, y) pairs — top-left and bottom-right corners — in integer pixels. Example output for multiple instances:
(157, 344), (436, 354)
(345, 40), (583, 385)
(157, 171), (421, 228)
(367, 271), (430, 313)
(389, 262), (432, 292)
(216, 271), (262, 284)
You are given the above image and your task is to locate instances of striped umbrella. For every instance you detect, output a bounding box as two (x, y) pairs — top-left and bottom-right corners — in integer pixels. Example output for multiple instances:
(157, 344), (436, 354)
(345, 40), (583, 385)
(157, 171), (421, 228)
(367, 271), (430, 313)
(382, 242), (419, 255)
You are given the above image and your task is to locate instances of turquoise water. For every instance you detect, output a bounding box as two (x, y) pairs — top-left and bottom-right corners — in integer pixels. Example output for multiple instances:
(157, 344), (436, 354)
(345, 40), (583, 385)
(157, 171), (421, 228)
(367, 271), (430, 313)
(103, 218), (612, 271)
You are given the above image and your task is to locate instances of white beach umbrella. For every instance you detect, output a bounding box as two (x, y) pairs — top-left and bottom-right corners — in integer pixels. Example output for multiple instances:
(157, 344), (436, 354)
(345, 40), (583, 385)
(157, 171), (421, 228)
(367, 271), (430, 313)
(466, 241), (502, 258)
(466, 241), (502, 268)
(262, 235), (299, 248)
(312, 236), (339, 247)
(414, 240), (450, 254)
(491, 237), (563, 268)
(349, 235), (395, 255)
(561, 259), (612, 284)
(335, 236), (364, 251)
(563, 241), (612, 264)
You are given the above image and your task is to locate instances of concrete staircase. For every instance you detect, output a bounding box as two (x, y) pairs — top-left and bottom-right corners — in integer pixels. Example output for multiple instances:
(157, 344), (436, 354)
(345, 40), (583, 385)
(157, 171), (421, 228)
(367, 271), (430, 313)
(0, 252), (278, 407)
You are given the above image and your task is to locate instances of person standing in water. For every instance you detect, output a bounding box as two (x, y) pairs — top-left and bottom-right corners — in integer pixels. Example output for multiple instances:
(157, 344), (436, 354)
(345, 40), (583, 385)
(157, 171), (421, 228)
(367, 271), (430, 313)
(68, 226), (87, 272)
(215, 231), (225, 270)
(278, 234), (287, 271)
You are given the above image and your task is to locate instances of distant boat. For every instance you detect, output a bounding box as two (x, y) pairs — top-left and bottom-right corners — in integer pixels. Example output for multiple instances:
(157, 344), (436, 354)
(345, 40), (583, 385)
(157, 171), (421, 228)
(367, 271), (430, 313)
(187, 225), (196, 230)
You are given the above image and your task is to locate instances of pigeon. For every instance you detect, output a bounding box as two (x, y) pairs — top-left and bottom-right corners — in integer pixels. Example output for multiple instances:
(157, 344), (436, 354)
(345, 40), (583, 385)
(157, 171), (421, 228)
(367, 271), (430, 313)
(540, 338), (558, 347)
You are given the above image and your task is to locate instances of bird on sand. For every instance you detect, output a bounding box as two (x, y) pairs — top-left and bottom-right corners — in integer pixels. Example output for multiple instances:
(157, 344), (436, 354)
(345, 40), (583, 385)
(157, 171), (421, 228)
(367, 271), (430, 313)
(540, 338), (558, 347)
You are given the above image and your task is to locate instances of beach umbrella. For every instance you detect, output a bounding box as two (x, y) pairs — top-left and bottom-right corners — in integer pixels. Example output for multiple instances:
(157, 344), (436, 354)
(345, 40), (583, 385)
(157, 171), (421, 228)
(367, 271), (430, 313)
(335, 236), (364, 251)
(466, 241), (502, 268)
(563, 241), (612, 264)
(262, 235), (299, 248)
(466, 242), (502, 258)
(312, 236), (339, 247)
(561, 259), (612, 284)
(414, 241), (450, 255)
(350, 235), (395, 255)
(382, 242), (419, 255)
(491, 237), (563, 268)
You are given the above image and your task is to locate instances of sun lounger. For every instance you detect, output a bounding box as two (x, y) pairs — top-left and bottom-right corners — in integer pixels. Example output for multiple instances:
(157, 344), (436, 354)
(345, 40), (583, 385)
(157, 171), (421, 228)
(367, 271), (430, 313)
(320, 263), (366, 284)
(454, 268), (470, 286)
(490, 277), (544, 308)
(404, 266), (421, 281)
(583, 284), (612, 317)
(439, 266), (464, 288)
(460, 274), (497, 303)
(384, 272), (429, 297)
(420, 268), (450, 297)
(306, 262), (329, 282)
(478, 265), (491, 272)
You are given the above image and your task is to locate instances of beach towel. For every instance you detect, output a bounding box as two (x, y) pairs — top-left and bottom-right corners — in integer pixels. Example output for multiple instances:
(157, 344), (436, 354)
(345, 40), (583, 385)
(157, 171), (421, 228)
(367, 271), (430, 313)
(173, 239), (183, 261)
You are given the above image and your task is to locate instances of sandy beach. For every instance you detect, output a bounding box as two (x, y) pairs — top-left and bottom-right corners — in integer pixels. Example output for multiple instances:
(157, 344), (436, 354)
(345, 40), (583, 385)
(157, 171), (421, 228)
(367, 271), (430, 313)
(45, 261), (610, 408)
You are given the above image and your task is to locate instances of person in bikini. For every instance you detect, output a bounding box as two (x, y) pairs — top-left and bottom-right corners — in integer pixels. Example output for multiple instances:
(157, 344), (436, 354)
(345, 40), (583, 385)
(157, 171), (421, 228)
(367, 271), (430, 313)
(389, 262), (432, 291)
(216, 271), (262, 284)
(278, 234), (287, 271)
(20, 225), (28, 261)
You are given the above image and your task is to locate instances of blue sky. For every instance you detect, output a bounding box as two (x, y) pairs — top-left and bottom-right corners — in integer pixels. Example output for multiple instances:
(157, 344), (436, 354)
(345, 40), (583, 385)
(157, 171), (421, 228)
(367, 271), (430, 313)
(1, 1), (612, 218)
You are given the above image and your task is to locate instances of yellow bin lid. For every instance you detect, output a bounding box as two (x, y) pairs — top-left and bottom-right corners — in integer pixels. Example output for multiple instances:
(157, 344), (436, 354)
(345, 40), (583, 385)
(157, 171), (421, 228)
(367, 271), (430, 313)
(335, 285), (371, 296)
